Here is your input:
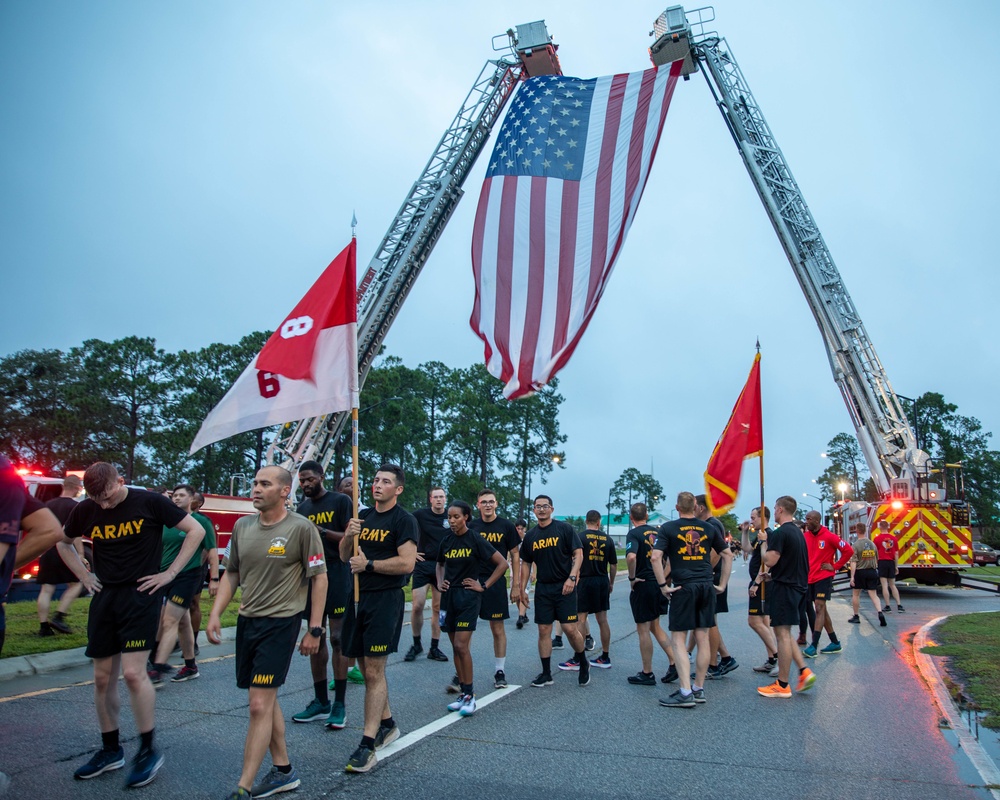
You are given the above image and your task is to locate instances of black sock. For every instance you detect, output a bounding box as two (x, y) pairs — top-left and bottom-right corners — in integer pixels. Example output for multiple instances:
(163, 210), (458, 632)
(460, 683), (473, 695)
(334, 678), (347, 704)
(380, 716), (394, 730)
(778, 680), (789, 689)
(139, 729), (154, 752)
(102, 730), (120, 751)
(361, 736), (375, 749)
(575, 650), (585, 663)
(314, 679), (329, 705)
(185, 658), (196, 669)
(811, 632), (821, 647)
(829, 633), (839, 645)
(721, 655), (733, 664)
(541, 656), (551, 674)
(413, 635), (421, 647)
(431, 638), (439, 650)
(601, 651), (609, 659)
(275, 763), (292, 775)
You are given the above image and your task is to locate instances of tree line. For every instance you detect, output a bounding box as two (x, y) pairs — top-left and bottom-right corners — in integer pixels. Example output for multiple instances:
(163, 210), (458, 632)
(0, 336), (567, 520)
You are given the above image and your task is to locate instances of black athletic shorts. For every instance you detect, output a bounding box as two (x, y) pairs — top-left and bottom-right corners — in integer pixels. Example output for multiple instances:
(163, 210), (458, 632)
(86, 584), (162, 659)
(235, 615), (300, 689)
(442, 586), (481, 633)
(37, 547), (78, 586)
(630, 579), (668, 624)
(304, 565), (349, 621)
(534, 581), (578, 626)
(877, 561), (897, 580)
(768, 583), (804, 628)
(747, 582), (771, 616)
(853, 568), (879, 591)
(478, 576), (510, 621)
(577, 575), (610, 614)
(810, 576), (835, 602)
(411, 560), (438, 592)
(164, 568), (203, 610)
(714, 584), (729, 614)
(668, 582), (716, 632)
(343, 589), (405, 658)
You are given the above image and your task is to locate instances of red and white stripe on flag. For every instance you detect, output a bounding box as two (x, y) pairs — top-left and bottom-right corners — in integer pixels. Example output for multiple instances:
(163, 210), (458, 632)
(470, 60), (682, 399)
(190, 241), (359, 453)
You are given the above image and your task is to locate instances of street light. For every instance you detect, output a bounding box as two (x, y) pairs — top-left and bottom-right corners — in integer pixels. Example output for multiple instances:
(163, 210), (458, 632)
(803, 492), (825, 517)
(837, 482), (848, 503)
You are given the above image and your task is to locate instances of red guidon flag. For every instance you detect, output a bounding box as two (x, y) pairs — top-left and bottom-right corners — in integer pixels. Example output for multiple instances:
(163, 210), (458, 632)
(470, 61), (683, 399)
(190, 240), (359, 453)
(704, 352), (763, 515)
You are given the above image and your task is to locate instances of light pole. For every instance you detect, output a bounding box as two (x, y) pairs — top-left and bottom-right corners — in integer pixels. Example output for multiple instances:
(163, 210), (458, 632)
(803, 492), (825, 517)
(837, 482), (848, 503)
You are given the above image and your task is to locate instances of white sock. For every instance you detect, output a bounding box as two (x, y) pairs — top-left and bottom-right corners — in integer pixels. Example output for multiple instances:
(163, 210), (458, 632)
(495, 657), (505, 671)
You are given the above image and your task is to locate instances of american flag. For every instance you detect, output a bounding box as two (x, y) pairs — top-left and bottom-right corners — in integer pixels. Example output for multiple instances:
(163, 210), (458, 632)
(470, 60), (683, 399)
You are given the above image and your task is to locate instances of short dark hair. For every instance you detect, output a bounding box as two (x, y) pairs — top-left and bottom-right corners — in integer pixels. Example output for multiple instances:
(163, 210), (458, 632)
(84, 462), (119, 497)
(477, 488), (497, 499)
(516, 519), (528, 528)
(172, 483), (197, 496)
(630, 502), (648, 521)
(585, 510), (602, 525)
(448, 500), (473, 523)
(694, 494), (708, 509)
(753, 505), (771, 521)
(775, 495), (797, 515)
(299, 460), (324, 476)
(428, 486), (445, 501)
(676, 492), (696, 514)
(533, 494), (553, 506)
(377, 464), (405, 487)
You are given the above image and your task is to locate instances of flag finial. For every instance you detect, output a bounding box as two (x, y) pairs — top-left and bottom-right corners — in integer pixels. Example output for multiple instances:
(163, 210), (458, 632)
(351, 211), (358, 239)
(755, 338), (760, 353)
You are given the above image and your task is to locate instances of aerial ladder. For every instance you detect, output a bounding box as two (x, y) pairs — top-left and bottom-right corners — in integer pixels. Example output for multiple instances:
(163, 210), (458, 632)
(264, 23), (562, 473)
(649, 5), (973, 584)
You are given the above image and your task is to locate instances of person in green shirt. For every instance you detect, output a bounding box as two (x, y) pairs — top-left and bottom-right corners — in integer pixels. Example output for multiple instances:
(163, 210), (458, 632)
(148, 484), (218, 684)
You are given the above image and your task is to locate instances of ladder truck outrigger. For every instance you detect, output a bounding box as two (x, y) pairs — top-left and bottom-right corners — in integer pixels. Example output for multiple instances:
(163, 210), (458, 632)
(649, 5), (973, 585)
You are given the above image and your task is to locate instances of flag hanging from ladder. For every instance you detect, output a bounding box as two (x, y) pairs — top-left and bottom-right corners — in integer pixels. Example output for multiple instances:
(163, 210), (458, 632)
(470, 59), (683, 399)
(190, 240), (359, 453)
(704, 352), (764, 515)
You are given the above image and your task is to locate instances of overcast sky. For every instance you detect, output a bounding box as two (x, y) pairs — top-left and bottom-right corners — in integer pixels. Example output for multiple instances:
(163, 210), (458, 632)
(3, 1), (998, 518)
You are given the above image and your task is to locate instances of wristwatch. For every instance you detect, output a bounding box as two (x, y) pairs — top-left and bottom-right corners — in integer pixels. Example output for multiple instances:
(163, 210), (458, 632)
(365, 560), (376, 573)
(568, 575), (577, 583)
(309, 626), (323, 638)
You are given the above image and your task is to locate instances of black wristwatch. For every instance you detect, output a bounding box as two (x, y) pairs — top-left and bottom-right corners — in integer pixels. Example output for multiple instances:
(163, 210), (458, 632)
(309, 626), (323, 638)
(569, 575), (577, 583)
(365, 560), (376, 573)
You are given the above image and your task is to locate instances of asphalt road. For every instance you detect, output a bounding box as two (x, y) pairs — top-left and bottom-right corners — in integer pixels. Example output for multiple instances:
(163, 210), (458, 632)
(1, 566), (997, 800)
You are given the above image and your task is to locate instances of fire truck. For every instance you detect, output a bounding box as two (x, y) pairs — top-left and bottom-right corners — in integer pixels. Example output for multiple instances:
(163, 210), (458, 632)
(648, 6), (973, 584)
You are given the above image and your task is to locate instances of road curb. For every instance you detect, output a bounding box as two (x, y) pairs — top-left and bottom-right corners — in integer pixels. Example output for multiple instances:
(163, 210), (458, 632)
(913, 614), (1000, 799)
(0, 625), (239, 683)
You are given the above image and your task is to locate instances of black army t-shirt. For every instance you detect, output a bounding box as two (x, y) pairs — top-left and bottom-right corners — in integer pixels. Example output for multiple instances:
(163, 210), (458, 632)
(581, 529), (616, 578)
(357, 504), (419, 592)
(748, 526), (772, 581)
(437, 530), (498, 585)
(519, 520), (582, 584)
(767, 521), (808, 590)
(625, 524), (658, 581)
(654, 518), (726, 585)
(298, 489), (352, 580)
(469, 515), (521, 577)
(64, 489), (186, 585)
(412, 507), (450, 562)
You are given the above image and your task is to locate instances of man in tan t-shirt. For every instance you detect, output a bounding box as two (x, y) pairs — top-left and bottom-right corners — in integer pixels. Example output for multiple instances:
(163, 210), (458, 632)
(208, 466), (327, 800)
(848, 531), (886, 628)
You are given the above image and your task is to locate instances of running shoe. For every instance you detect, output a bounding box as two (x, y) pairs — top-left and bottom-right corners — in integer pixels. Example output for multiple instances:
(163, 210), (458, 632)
(74, 747), (126, 780)
(292, 698), (331, 723)
(691, 688), (706, 704)
(374, 723), (400, 750)
(50, 611), (73, 634)
(796, 632), (807, 645)
(704, 664), (723, 681)
(848, 615), (860, 624)
(551, 636), (564, 650)
(660, 665), (679, 684)
(718, 656), (739, 675)
(557, 657), (580, 672)
(125, 747), (164, 788)
(403, 642), (423, 662)
(225, 788), (251, 800)
(757, 681), (792, 699)
(170, 665), (200, 682)
(797, 668), (817, 693)
(445, 675), (461, 694)
(38, 622), (55, 637)
(515, 615), (526, 629)
(769, 663), (780, 678)
(820, 642), (842, 655)
(325, 701), (347, 730)
(346, 666), (365, 685)
(447, 695), (465, 712)
(250, 766), (300, 798)
(589, 655), (612, 669)
(427, 647), (449, 662)
(578, 661), (590, 686)
(344, 745), (376, 774)
(753, 657), (777, 673)
(802, 644), (818, 658)
(627, 671), (655, 686)
(494, 669), (508, 689)
(147, 666), (169, 688)
(897, 605), (905, 612)
(659, 690), (696, 708)
(584, 635), (595, 652)
(879, 612), (887, 627)
(530, 672), (554, 688)
(883, 604), (891, 612)
(458, 695), (477, 716)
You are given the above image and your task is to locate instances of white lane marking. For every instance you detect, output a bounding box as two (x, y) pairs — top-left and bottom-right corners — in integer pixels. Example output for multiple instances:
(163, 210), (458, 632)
(375, 685), (521, 760)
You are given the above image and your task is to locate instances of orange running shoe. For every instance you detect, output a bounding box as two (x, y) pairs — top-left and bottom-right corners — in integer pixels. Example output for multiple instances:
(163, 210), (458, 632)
(797, 668), (817, 693)
(757, 681), (792, 698)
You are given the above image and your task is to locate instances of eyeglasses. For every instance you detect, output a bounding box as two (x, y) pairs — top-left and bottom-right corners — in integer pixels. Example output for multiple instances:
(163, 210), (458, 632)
(479, 499), (497, 505)
(533, 504), (551, 510)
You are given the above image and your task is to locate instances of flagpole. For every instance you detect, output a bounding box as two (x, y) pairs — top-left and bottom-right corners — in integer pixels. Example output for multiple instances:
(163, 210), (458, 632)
(351, 211), (360, 604)
(756, 340), (767, 604)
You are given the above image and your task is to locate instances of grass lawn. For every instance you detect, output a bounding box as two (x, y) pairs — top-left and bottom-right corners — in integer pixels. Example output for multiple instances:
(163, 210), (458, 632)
(920, 610), (1000, 729)
(1, 590), (244, 660)
(965, 565), (1000, 583)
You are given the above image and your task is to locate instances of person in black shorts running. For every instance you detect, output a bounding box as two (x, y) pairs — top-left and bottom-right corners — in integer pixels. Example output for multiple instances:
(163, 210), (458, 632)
(695, 495), (737, 678)
(407, 487), (450, 663)
(208, 466), (328, 799)
(57, 462), (205, 788)
(652, 492), (731, 708)
(848, 530), (886, 627)
(624, 503), (675, 686)
(518, 495), (590, 688)
(36, 475), (86, 636)
(437, 500), (508, 716)
(292, 461), (353, 729)
(741, 506), (778, 675)
(469, 488), (521, 689)
(561, 510), (616, 672)
(341, 464), (418, 774)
